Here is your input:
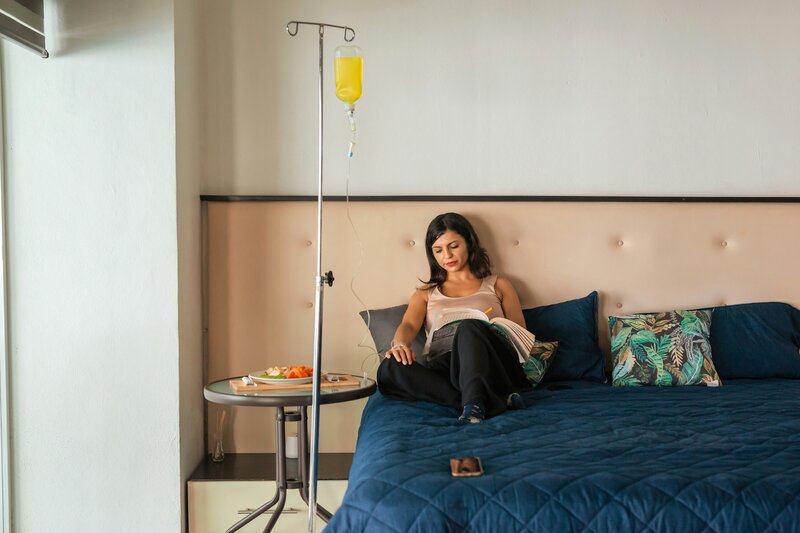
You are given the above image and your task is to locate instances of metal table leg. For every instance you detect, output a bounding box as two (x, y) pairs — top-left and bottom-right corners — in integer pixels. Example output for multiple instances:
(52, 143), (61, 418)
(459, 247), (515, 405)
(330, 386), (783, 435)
(225, 493), (280, 533)
(225, 405), (332, 532)
(261, 406), (289, 533)
(225, 407), (288, 533)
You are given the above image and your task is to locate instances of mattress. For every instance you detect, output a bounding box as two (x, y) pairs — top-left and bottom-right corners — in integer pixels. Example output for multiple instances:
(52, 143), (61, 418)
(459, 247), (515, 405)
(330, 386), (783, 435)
(325, 380), (800, 532)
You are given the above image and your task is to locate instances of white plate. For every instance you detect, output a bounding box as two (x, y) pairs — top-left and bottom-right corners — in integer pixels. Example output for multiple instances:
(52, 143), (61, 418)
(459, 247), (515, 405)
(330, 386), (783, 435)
(248, 373), (313, 385)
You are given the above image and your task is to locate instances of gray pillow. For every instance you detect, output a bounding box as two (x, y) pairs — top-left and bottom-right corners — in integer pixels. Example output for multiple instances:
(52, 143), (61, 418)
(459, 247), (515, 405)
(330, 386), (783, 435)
(359, 304), (426, 362)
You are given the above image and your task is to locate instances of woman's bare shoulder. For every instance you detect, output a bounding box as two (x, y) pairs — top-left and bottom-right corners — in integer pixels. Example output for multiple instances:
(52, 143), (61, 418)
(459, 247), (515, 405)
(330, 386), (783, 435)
(411, 285), (432, 302)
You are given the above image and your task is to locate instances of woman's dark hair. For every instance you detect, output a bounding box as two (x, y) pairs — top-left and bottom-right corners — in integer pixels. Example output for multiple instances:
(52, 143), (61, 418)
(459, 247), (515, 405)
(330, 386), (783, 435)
(422, 212), (492, 288)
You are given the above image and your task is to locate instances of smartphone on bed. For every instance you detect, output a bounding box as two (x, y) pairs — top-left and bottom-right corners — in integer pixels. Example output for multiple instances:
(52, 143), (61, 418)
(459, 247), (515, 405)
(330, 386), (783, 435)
(450, 457), (484, 477)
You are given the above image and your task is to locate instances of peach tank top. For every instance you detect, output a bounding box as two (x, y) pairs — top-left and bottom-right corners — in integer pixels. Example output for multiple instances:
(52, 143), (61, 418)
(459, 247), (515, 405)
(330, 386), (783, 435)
(425, 274), (504, 337)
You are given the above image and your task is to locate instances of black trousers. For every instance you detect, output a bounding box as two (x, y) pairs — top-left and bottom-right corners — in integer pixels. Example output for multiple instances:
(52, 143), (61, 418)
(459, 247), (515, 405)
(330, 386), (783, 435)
(377, 319), (531, 418)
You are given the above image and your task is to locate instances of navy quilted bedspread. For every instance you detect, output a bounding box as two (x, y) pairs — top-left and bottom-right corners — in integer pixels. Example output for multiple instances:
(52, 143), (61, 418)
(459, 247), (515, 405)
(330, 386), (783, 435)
(326, 380), (800, 532)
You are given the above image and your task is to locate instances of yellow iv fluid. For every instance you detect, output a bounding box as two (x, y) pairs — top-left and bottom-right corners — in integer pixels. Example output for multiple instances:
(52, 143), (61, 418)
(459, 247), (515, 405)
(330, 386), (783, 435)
(335, 57), (363, 107)
(335, 45), (362, 140)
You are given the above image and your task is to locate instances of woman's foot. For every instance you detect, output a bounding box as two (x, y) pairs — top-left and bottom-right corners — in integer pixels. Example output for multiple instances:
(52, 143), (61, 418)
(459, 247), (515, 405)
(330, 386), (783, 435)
(459, 403), (485, 424)
(507, 392), (525, 410)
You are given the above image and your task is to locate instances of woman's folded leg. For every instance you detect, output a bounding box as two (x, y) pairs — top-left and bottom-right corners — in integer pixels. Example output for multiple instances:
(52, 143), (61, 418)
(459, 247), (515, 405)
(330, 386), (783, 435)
(377, 356), (461, 409)
(450, 319), (530, 418)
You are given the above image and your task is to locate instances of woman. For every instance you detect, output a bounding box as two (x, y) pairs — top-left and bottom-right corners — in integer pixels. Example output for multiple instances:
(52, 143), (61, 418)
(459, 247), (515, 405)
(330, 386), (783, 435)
(377, 212), (532, 423)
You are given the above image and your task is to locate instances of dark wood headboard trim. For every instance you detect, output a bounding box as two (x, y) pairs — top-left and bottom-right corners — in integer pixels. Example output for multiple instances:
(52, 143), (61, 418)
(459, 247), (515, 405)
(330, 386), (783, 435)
(201, 195), (800, 203)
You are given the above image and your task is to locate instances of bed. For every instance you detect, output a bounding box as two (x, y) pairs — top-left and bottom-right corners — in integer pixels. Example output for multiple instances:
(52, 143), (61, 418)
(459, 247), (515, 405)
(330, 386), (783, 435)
(327, 379), (800, 532)
(203, 198), (800, 531)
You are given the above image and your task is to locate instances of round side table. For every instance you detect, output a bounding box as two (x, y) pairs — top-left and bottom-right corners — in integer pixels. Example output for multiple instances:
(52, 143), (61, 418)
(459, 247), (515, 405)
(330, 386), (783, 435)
(204, 374), (376, 533)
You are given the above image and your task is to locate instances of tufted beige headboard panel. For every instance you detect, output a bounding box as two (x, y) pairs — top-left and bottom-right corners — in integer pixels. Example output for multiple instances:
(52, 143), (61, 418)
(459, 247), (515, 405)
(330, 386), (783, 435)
(205, 200), (800, 453)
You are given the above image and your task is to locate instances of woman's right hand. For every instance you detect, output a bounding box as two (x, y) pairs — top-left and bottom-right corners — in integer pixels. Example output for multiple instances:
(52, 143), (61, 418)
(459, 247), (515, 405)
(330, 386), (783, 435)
(386, 289), (427, 366)
(386, 343), (415, 365)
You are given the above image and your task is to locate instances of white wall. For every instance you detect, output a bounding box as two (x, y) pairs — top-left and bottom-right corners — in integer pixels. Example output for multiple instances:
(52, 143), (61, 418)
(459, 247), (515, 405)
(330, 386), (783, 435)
(1, 0), (198, 530)
(200, 0), (800, 196)
(175, 0), (205, 526)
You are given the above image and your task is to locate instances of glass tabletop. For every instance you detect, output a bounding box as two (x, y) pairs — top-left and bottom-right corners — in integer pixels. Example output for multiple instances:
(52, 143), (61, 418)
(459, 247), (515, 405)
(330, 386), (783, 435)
(204, 373), (377, 407)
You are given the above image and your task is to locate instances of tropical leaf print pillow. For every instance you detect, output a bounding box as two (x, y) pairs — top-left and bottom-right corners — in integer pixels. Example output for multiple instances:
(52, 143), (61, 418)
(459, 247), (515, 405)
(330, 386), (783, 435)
(522, 340), (559, 386)
(609, 310), (721, 387)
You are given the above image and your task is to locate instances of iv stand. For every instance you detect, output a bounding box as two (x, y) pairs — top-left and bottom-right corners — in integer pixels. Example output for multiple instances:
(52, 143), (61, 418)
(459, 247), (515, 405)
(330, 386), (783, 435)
(286, 20), (355, 533)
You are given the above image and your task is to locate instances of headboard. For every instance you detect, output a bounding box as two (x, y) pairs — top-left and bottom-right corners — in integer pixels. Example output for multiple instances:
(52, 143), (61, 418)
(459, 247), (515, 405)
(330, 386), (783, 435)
(204, 198), (800, 453)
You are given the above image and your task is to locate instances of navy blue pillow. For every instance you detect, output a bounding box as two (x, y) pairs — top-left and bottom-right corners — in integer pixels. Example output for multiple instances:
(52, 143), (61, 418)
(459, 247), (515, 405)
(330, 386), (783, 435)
(523, 291), (606, 383)
(709, 302), (800, 379)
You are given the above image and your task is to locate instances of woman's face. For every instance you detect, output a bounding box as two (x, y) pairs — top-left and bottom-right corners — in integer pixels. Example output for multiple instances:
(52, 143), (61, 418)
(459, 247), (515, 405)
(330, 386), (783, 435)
(431, 230), (470, 274)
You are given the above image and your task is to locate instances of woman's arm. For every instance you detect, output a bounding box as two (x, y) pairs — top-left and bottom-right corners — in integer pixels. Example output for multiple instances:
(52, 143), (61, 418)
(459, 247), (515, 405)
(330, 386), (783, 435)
(386, 288), (428, 365)
(495, 277), (527, 329)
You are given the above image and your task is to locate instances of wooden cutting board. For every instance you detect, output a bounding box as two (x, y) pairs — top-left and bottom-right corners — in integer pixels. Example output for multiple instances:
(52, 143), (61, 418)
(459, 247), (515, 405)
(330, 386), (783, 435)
(228, 374), (362, 393)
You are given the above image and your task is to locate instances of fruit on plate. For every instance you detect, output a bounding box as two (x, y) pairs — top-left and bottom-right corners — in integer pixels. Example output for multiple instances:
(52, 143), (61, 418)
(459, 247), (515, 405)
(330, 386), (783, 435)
(264, 365), (313, 379)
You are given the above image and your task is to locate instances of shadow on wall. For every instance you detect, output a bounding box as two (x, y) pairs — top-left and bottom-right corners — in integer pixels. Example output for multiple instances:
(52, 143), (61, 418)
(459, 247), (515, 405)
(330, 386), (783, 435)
(46, 0), (175, 56)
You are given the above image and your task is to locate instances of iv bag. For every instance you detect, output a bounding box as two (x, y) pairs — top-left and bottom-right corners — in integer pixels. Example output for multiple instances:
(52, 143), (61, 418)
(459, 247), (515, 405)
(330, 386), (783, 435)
(334, 45), (363, 110)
